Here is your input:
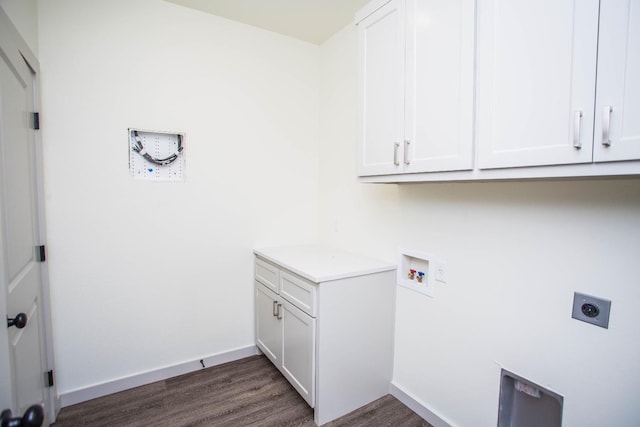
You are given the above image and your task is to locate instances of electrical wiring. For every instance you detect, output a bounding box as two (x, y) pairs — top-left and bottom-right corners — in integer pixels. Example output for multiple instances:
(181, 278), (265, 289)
(131, 130), (183, 166)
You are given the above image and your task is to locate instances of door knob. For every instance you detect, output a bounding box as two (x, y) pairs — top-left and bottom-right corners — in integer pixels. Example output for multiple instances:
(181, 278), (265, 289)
(1, 404), (44, 427)
(7, 313), (27, 329)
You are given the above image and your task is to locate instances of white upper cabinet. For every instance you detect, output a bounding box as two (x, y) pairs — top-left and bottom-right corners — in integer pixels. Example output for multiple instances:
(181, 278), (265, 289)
(404, 0), (475, 173)
(358, 0), (640, 182)
(594, 0), (640, 162)
(358, 0), (405, 176)
(357, 0), (475, 176)
(476, 0), (600, 169)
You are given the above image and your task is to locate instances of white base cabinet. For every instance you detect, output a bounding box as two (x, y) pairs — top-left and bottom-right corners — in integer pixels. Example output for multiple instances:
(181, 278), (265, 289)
(254, 245), (396, 426)
(255, 259), (316, 406)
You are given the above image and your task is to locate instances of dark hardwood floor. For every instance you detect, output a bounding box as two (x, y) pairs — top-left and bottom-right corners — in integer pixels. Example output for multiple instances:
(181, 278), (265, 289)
(52, 355), (431, 427)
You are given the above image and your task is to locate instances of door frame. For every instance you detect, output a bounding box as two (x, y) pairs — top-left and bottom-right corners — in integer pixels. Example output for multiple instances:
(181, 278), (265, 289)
(0, 6), (59, 421)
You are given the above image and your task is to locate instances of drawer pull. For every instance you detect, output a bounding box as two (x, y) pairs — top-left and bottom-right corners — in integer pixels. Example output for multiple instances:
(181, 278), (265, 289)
(273, 300), (278, 317)
(404, 139), (411, 164)
(602, 105), (613, 147)
(393, 142), (400, 165)
(573, 111), (582, 149)
(277, 303), (283, 320)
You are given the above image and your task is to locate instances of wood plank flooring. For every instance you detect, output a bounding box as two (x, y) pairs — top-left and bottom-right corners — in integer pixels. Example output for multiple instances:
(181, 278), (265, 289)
(53, 355), (432, 427)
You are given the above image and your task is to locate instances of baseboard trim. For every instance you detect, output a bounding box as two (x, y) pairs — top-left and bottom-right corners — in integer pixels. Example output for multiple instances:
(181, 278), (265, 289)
(52, 393), (61, 420)
(59, 345), (260, 408)
(389, 382), (454, 427)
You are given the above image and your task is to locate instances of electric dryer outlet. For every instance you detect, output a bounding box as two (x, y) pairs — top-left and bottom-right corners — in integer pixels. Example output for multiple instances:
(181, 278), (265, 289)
(571, 292), (611, 329)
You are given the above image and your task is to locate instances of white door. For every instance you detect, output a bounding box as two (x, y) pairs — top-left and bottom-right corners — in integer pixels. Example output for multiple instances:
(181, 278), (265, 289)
(476, 0), (600, 169)
(255, 282), (281, 366)
(280, 299), (315, 408)
(357, 0), (405, 176)
(0, 15), (50, 425)
(404, 0), (475, 173)
(594, 0), (640, 162)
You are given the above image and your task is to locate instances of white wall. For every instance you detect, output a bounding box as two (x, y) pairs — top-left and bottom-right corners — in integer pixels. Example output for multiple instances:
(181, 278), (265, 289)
(37, 0), (319, 395)
(0, 0), (38, 56)
(319, 25), (640, 427)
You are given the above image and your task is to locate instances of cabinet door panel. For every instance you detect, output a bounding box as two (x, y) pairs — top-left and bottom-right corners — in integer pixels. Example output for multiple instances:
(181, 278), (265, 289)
(404, 0), (474, 172)
(358, 0), (405, 176)
(255, 282), (281, 365)
(594, 0), (640, 162)
(477, 0), (599, 169)
(281, 300), (316, 407)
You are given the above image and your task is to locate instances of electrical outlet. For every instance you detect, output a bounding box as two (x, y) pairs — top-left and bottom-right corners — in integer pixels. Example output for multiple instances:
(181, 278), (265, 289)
(435, 260), (447, 283)
(571, 292), (611, 329)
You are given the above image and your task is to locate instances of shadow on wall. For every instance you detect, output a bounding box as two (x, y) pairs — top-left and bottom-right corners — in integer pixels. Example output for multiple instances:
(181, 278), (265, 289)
(397, 178), (640, 210)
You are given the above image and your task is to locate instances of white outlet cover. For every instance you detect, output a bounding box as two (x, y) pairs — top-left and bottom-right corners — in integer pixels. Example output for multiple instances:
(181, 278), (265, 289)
(435, 260), (447, 283)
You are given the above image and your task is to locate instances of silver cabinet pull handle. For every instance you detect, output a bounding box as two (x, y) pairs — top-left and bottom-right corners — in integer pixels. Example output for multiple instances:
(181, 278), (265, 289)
(602, 106), (613, 147)
(393, 142), (400, 166)
(277, 303), (283, 320)
(404, 140), (411, 165)
(273, 300), (278, 317)
(573, 111), (582, 149)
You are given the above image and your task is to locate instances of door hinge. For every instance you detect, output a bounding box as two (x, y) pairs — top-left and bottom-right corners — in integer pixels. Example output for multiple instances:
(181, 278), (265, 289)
(36, 245), (46, 262)
(32, 112), (40, 130)
(46, 370), (54, 387)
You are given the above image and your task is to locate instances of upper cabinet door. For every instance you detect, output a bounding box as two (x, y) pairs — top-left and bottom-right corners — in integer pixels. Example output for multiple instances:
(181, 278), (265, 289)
(357, 0), (405, 176)
(477, 0), (600, 169)
(594, 0), (640, 162)
(404, 0), (475, 173)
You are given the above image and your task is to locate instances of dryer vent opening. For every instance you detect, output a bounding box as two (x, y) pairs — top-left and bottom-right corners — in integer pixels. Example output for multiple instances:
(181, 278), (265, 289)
(498, 369), (563, 427)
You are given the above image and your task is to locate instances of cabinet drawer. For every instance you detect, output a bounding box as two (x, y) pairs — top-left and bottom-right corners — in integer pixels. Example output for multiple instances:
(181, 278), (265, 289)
(255, 257), (279, 293)
(280, 271), (317, 317)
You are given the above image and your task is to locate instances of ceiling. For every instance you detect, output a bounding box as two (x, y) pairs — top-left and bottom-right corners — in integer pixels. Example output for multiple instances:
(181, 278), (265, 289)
(163, 0), (371, 45)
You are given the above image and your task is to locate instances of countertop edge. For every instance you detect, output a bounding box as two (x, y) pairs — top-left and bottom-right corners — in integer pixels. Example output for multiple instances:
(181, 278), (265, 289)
(254, 248), (397, 283)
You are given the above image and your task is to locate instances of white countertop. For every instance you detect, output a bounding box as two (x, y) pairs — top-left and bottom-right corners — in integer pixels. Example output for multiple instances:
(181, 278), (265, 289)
(254, 244), (396, 283)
